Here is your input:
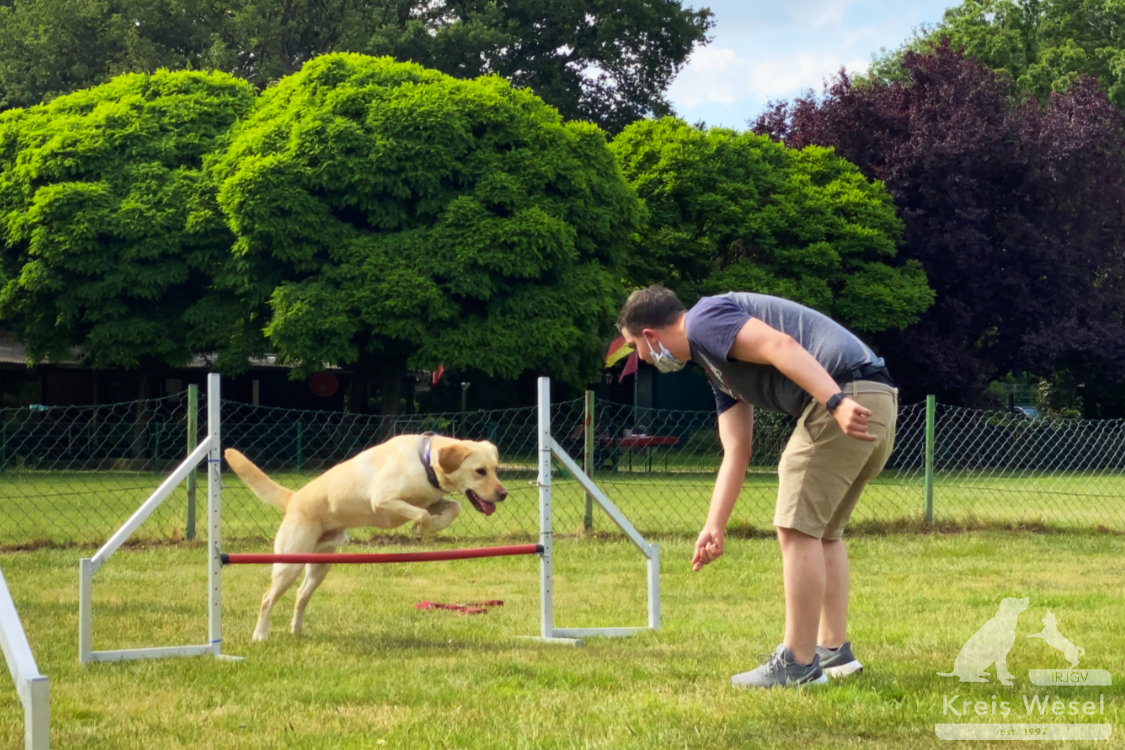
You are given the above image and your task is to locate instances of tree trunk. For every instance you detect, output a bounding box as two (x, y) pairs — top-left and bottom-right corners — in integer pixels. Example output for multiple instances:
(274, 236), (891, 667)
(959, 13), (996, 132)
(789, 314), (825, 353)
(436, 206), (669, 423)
(345, 371), (374, 414)
(378, 371), (402, 415)
(130, 369), (154, 463)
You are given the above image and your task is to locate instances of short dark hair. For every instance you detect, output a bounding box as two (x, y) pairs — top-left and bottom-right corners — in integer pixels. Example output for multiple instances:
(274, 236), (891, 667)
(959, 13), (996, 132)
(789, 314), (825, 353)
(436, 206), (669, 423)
(616, 285), (686, 334)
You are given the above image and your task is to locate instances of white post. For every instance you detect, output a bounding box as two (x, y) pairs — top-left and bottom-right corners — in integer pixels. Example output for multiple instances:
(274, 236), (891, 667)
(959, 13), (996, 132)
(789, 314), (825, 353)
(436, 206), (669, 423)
(1, 565), (49, 749)
(206, 374), (222, 655)
(537, 377), (555, 639)
(25, 676), (48, 750)
(78, 559), (93, 664)
(647, 554), (661, 630)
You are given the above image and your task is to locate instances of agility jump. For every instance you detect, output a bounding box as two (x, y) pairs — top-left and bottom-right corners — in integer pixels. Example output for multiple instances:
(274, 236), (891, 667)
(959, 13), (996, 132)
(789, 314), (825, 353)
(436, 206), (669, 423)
(78, 375), (659, 663)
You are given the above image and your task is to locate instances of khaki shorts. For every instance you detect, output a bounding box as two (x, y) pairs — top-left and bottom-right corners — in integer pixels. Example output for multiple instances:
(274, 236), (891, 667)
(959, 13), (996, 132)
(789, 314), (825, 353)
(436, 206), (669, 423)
(774, 381), (898, 540)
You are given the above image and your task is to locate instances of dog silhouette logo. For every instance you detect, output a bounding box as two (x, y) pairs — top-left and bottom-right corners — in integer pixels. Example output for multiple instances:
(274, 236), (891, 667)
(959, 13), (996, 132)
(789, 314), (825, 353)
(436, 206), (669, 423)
(1027, 609), (1085, 669)
(937, 596), (1028, 686)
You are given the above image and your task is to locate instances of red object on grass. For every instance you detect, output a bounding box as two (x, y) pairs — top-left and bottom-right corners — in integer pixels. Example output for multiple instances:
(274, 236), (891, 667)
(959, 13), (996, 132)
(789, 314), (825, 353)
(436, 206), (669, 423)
(414, 600), (505, 615)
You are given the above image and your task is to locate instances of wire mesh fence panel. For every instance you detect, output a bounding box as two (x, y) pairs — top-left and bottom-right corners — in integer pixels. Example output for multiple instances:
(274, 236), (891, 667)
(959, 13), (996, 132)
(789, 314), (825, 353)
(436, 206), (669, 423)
(926, 405), (1125, 529)
(1, 390), (1123, 550)
(0, 392), (199, 548)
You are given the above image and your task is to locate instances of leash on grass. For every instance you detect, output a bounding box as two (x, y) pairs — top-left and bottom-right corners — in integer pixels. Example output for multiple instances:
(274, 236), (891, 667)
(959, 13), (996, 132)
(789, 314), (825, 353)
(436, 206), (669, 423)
(414, 600), (505, 615)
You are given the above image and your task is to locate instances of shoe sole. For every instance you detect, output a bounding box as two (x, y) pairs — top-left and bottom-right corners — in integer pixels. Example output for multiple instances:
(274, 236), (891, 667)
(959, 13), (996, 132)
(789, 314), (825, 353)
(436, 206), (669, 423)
(731, 673), (829, 688)
(823, 660), (864, 678)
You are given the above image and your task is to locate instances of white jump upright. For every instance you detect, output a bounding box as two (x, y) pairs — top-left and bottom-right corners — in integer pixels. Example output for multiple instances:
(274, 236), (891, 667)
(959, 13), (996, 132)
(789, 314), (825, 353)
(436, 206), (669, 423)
(1, 565), (49, 750)
(536, 376), (660, 644)
(78, 373), (231, 664)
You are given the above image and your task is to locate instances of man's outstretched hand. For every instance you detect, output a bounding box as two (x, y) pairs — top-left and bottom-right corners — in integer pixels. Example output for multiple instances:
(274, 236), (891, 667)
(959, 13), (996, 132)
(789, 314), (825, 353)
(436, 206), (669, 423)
(692, 526), (725, 571)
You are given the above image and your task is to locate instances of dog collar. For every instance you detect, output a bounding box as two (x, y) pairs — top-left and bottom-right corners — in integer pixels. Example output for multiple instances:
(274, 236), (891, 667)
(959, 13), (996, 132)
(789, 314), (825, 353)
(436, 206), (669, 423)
(418, 433), (443, 490)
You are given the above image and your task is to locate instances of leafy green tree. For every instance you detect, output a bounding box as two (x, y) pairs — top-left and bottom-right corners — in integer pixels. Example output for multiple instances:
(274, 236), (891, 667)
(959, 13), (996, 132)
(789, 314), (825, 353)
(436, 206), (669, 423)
(207, 53), (640, 412)
(400, 0), (713, 133)
(0, 0), (224, 109)
(0, 0), (712, 133)
(609, 117), (933, 336)
(0, 69), (256, 390)
(871, 0), (1125, 109)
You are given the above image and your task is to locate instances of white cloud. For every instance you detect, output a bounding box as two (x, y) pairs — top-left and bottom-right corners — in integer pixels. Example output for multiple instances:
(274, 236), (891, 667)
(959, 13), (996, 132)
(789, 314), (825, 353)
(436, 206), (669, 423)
(666, 47), (753, 107)
(752, 52), (870, 100)
(806, 0), (855, 29)
(667, 45), (870, 113)
(667, 0), (955, 128)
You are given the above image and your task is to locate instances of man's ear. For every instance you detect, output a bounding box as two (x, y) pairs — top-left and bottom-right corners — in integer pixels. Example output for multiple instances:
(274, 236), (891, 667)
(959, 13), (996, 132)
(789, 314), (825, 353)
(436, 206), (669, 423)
(437, 443), (473, 474)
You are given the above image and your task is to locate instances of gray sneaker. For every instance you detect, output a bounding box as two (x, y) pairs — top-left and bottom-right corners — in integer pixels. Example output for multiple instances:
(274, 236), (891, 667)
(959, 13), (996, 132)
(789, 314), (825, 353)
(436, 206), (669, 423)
(816, 641), (864, 678)
(731, 644), (828, 688)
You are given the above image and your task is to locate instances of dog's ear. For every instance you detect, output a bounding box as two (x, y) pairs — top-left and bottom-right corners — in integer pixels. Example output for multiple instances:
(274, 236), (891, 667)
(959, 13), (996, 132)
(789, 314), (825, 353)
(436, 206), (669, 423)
(437, 443), (473, 474)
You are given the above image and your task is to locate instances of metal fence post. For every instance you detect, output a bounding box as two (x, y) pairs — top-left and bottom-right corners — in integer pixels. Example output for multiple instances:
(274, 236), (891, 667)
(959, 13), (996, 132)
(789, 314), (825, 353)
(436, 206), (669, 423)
(186, 384), (198, 541)
(924, 395), (935, 525)
(584, 390), (594, 533)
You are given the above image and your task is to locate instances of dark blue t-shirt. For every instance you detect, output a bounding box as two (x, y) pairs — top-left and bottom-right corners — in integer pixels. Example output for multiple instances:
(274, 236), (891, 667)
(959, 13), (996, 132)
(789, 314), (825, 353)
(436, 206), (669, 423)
(684, 292), (883, 417)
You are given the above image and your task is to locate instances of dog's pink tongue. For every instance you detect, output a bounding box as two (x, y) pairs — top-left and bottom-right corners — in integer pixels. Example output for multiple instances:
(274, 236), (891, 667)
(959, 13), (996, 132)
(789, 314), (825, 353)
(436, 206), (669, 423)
(469, 493), (497, 516)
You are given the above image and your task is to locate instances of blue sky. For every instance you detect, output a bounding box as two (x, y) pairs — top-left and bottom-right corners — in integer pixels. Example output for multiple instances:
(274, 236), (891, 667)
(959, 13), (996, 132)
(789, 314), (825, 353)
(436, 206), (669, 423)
(666, 0), (961, 129)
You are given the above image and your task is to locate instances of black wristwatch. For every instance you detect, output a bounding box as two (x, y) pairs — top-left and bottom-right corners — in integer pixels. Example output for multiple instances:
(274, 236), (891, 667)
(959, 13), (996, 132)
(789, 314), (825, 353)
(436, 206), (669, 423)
(825, 392), (849, 414)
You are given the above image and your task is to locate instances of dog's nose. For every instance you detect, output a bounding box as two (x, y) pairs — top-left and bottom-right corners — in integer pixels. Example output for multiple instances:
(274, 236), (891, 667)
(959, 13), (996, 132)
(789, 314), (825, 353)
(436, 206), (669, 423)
(497, 487), (508, 502)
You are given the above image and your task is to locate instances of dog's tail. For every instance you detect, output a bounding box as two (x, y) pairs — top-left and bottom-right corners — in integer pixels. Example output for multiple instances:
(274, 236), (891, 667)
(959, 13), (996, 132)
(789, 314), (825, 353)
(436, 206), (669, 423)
(223, 448), (293, 512)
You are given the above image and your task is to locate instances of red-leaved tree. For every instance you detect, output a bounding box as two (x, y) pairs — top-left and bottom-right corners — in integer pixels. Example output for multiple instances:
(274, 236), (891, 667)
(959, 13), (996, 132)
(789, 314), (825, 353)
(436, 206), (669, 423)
(756, 41), (1125, 414)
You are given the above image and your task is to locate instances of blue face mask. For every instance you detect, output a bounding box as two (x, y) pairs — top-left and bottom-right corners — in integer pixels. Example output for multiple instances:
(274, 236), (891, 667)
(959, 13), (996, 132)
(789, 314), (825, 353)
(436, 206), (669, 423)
(647, 336), (685, 373)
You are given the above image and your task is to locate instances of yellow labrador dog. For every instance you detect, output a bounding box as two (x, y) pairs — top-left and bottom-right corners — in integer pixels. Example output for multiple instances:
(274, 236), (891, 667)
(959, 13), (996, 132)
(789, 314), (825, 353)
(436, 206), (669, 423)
(224, 433), (507, 641)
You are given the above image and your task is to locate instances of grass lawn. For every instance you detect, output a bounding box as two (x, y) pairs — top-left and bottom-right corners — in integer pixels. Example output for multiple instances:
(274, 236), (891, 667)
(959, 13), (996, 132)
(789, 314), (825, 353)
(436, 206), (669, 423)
(3, 530), (1123, 749)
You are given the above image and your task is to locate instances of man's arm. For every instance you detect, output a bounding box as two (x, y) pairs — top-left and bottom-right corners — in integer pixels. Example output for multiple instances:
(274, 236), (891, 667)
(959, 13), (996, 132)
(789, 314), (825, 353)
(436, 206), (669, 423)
(727, 318), (877, 441)
(691, 400), (753, 571)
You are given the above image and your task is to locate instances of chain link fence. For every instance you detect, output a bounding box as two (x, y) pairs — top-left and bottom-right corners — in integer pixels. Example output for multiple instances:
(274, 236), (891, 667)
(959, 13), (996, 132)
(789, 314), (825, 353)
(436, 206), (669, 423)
(1, 389), (1122, 550)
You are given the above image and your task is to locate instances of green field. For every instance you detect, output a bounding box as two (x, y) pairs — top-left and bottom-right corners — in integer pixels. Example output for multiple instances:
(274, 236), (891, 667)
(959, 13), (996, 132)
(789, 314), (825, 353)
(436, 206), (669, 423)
(3, 531), (1123, 749)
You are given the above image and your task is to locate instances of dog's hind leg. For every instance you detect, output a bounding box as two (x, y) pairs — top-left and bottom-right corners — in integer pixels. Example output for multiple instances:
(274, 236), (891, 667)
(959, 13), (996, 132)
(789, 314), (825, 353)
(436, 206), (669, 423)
(291, 563), (334, 635)
(290, 529), (346, 635)
(254, 563), (303, 641)
(253, 519), (323, 641)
